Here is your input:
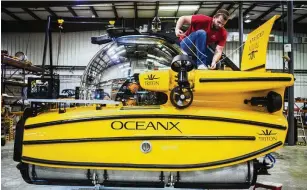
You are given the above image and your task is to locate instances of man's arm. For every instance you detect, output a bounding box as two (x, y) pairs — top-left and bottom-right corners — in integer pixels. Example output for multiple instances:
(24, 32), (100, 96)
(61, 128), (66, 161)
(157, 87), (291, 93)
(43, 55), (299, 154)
(210, 45), (224, 69)
(175, 16), (192, 37)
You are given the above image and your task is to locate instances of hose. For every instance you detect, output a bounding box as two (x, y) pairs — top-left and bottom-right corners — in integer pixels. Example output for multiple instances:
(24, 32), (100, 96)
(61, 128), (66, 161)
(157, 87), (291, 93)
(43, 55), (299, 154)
(263, 153), (276, 169)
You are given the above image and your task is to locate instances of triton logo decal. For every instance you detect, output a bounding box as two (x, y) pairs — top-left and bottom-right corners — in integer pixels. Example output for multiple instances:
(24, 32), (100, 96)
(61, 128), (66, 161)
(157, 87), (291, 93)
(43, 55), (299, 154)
(248, 50), (258, 60)
(111, 121), (182, 133)
(258, 129), (277, 136)
(258, 129), (277, 141)
(144, 74), (160, 86)
(145, 74), (159, 80)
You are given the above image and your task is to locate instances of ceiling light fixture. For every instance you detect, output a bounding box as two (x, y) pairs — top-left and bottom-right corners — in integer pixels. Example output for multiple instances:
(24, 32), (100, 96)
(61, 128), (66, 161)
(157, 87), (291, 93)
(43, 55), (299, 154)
(159, 6), (178, 10)
(76, 4), (112, 7)
(179, 5), (199, 11)
(244, 19), (252, 23)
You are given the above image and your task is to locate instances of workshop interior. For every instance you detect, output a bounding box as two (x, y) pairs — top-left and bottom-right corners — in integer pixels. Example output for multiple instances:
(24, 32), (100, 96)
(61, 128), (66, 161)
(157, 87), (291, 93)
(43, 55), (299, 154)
(1, 1), (307, 190)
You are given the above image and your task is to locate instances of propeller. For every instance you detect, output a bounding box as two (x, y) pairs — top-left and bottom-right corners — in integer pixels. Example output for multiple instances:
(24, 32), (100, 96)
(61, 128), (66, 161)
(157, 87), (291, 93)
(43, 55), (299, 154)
(170, 86), (193, 109)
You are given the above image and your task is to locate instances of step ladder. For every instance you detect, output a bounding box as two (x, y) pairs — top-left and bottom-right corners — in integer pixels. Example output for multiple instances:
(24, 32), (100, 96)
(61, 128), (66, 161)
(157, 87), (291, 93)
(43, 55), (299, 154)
(294, 105), (307, 145)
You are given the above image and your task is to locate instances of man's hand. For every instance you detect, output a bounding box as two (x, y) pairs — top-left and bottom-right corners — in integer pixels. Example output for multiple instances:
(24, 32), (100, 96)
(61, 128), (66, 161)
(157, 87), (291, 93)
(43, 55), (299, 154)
(175, 29), (185, 37)
(175, 16), (192, 37)
(210, 45), (224, 70)
(210, 62), (217, 70)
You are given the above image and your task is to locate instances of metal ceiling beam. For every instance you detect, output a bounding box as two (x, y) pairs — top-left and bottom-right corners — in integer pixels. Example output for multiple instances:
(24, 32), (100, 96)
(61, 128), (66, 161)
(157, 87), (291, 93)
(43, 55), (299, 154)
(155, 1), (159, 17)
(293, 1), (307, 6)
(255, 1), (296, 6)
(2, 1), (125, 8)
(7, 0), (298, 8)
(45, 7), (57, 17)
(48, 16), (112, 23)
(1, 8), (22, 21)
(175, 1), (182, 17)
(276, 5), (301, 22)
(252, 4), (279, 23)
(134, 2), (138, 19)
(3, 17), (307, 33)
(194, 1), (203, 15)
(3, 1), (265, 8)
(294, 14), (307, 23)
(90, 6), (98, 18)
(225, 3), (235, 11)
(22, 8), (42, 20)
(211, 3), (224, 17)
(243, 3), (257, 17)
(112, 3), (118, 19)
(67, 6), (77, 17)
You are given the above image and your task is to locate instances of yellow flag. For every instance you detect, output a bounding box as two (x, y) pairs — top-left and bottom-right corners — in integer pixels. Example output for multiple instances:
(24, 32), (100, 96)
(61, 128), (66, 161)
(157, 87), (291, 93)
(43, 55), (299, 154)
(241, 15), (280, 72)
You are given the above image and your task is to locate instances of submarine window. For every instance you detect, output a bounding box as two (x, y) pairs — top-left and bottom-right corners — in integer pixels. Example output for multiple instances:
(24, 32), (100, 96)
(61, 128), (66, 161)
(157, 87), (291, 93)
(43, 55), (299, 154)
(80, 36), (181, 102)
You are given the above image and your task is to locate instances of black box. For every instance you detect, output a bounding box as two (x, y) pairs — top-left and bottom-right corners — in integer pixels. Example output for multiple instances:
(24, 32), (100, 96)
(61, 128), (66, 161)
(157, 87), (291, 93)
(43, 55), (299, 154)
(27, 76), (59, 99)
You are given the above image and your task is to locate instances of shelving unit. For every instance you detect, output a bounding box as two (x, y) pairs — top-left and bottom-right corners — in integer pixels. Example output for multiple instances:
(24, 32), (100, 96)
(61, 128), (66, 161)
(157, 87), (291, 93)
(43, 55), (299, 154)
(1, 55), (45, 111)
(2, 55), (44, 73)
(3, 80), (27, 87)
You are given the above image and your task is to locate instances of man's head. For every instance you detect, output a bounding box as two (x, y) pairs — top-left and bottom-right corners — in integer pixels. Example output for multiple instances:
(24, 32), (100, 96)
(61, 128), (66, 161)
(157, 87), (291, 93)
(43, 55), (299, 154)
(212, 9), (230, 30)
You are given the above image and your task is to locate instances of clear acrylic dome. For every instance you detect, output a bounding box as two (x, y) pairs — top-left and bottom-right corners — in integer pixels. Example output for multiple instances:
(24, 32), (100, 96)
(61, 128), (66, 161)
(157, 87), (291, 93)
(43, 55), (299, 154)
(80, 35), (183, 104)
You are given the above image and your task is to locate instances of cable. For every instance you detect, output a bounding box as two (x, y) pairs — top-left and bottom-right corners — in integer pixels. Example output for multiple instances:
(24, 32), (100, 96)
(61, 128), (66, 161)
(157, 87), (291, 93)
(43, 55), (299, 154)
(217, 42), (245, 64)
(180, 34), (208, 68)
(180, 39), (208, 68)
(56, 19), (64, 68)
(56, 29), (62, 67)
(180, 33), (245, 69)
(181, 34), (208, 59)
(263, 153), (276, 169)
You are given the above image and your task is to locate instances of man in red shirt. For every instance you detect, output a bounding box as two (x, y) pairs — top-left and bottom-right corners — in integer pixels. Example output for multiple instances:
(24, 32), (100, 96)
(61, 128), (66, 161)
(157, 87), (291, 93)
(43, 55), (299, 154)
(175, 9), (229, 69)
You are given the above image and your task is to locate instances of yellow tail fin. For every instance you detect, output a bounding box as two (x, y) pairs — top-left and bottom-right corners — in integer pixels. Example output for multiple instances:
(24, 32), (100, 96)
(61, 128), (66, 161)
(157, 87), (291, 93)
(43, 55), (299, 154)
(241, 15), (280, 72)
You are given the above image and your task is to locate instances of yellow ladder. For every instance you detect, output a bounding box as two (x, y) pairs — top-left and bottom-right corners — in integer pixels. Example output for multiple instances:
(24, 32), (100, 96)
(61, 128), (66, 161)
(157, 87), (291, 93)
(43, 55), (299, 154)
(295, 107), (307, 145)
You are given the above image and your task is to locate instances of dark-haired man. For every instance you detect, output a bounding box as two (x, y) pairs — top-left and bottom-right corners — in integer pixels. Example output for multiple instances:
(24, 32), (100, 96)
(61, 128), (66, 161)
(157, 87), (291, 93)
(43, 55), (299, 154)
(175, 9), (229, 69)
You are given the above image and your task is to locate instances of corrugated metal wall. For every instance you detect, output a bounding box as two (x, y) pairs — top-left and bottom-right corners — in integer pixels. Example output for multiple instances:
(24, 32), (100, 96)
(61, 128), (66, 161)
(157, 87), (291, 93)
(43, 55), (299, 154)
(1, 31), (105, 92)
(2, 30), (306, 97)
(225, 29), (307, 98)
(225, 29), (307, 70)
(1, 31), (104, 66)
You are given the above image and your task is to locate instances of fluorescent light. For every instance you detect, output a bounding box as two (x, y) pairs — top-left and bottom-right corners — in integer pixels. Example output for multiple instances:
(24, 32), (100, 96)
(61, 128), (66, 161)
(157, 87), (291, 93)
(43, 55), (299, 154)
(76, 4), (112, 7)
(179, 5), (199, 11)
(159, 6), (178, 10)
(244, 19), (252, 23)
(148, 54), (155, 58)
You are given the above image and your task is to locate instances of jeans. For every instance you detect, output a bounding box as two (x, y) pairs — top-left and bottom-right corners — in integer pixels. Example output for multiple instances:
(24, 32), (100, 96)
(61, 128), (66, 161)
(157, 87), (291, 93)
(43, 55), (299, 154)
(180, 30), (213, 67)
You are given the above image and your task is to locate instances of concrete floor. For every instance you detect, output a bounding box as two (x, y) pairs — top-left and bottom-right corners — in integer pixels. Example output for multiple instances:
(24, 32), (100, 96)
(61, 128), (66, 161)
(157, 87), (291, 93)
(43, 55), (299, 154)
(1, 141), (307, 190)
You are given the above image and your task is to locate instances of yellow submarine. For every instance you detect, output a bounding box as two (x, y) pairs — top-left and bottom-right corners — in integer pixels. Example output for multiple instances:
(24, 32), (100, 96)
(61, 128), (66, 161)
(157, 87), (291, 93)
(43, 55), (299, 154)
(14, 15), (294, 189)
